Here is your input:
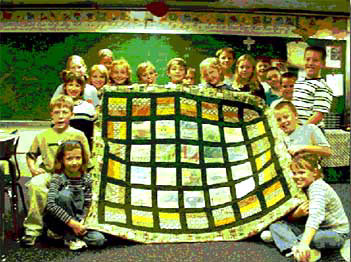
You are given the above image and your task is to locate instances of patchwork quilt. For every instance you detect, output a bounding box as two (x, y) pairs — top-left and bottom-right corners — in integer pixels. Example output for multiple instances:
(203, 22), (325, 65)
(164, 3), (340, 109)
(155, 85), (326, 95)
(85, 85), (306, 243)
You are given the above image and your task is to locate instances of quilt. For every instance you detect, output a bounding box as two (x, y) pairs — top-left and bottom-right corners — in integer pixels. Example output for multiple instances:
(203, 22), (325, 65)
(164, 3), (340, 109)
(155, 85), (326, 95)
(85, 85), (306, 243)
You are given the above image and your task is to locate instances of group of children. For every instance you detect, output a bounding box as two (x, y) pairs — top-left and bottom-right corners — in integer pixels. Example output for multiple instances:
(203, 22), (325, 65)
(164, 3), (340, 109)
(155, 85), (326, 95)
(18, 45), (348, 261)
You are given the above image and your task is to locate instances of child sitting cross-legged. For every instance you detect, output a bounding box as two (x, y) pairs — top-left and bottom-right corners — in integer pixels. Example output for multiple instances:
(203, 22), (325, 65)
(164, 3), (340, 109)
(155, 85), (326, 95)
(266, 153), (349, 262)
(44, 140), (106, 251)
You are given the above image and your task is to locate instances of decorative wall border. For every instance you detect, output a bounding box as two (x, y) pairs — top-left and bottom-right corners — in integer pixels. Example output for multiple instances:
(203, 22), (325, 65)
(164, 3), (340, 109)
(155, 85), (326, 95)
(0, 10), (348, 40)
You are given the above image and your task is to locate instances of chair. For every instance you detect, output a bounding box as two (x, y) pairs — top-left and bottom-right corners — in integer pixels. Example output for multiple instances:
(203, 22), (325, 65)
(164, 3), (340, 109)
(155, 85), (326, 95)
(0, 135), (27, 247)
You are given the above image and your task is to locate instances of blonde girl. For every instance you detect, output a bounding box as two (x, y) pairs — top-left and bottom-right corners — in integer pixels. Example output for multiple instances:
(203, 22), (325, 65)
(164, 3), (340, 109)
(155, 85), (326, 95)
(53, 55), (99, 107)
(233, 54), (266, 100)
(109, 58), (132, 86)
(89, 64), (109, 100)
(137, 61), (158, 85)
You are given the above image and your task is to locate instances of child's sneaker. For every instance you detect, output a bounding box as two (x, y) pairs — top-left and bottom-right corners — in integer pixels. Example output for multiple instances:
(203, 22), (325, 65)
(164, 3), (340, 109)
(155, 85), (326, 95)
(20, 235), (38, 247)
(260, 230), (273, 243)
(64, 239), (87, 251)
(340, 239), (350, 262)
(47, 229), (63, 240)
(309, 249), (321, 262)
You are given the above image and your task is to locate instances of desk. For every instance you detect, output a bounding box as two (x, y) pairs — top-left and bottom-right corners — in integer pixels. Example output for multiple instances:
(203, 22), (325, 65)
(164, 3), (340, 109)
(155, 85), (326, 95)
(321, 129), (350, 167)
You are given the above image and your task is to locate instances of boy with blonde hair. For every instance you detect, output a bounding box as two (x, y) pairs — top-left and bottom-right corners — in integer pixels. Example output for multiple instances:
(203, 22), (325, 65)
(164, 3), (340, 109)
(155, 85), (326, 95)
(137, 61), (158, 85)
(165, 58), (187, 88)
(98, 48), (113, 71)
(21, 95), (91, 246)
(273, 101), (331, 157)
(199, 57), (233, 90)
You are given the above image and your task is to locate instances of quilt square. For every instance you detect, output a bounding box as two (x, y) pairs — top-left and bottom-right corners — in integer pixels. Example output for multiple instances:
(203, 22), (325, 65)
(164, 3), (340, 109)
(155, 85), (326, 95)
(255, 150), (272, 171)
(105, 183), (125, 204)
(206, 168), (227, 185)
(157, 97), (175, 115)
(209, 187), (232, 206)
(108, 142), (126, 160)
(182, 168), (202, 186)
(212, 206), (236, 227)
(243, 108), (260, 122)
(105, 206), (126, 224)
(203, 124), (221, 142)
(108, 97), (127, 116)
(227, 145), (248, 162)
(204, 146), (224, 163)
(231, 162), (253, 180)
(131, 145), (151, 162)
(132, 210), (153, 228)
(186, 212), (209, 229)
(159, 212), (182, 229)
(131, 166), (152, 185)
(107, 121), (127, 140)
(180, 121), (198, 140)
(223, 105), (239, 123)
(258, 163), (278, 185)
(263, 181), (285, 207)
(131, 188), (152, 207)
(251, 137), (270, 156)
(181, 145), (199, 164)
(180, 97), (197, 117)
(132, 121), (151, 140)
(224, 127), (244, 143)
(158, 191), (179, 208)
(156, 120), (176, 139)
(156, 144), (176, 162)
(132, 98), (151, 116)
(107, 159), (126, 181)
(238, 195), (262, 219)
(202, 102), (218, 121)
(156, 168), (177, 186)
(247, 121), (266, 139)
(184, 191), (206, 208)
(235, 177), (256, 198)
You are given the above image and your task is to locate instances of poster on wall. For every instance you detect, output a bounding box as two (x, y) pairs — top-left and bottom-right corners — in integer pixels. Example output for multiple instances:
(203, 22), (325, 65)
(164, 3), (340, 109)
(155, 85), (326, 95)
(326, 45), (342, 68)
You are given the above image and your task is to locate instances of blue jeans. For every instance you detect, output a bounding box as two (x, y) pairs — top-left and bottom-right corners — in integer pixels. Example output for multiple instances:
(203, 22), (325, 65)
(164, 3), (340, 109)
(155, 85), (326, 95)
(269, 220), (348, 253)
(44, 188), (106, 247)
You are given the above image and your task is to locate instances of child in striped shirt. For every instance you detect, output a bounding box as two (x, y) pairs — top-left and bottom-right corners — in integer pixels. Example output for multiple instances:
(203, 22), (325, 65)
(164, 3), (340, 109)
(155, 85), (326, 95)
(44, 140), (106, 250)
(268, 154), (349, 261)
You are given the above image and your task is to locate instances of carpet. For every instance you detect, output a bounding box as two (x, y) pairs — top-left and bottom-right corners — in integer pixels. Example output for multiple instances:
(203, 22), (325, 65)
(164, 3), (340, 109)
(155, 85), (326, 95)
(84, 85), (306, 243)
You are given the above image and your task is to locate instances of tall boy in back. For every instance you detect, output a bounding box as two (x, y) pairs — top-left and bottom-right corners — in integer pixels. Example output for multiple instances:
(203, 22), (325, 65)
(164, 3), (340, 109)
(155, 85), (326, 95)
(198, 57), (233, 90)
(292, 46), (333, 130)
(21, 95), (91, 247)
(273, 101), (331, 157)
(165, 58), (187, 88)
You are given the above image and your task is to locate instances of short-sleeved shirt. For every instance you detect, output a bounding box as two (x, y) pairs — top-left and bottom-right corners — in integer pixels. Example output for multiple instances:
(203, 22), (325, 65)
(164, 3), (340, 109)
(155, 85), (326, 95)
(285, 124), (330, 149)
(53, 83), (99, 108)
(72, 100), (96, 122)
(27, 127), (90, 172)
(292, 78), (333, 128)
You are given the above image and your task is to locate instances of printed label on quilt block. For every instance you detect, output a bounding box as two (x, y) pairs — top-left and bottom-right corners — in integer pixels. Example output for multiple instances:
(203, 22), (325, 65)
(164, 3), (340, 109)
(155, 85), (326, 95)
(86, 87), (306, 243)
